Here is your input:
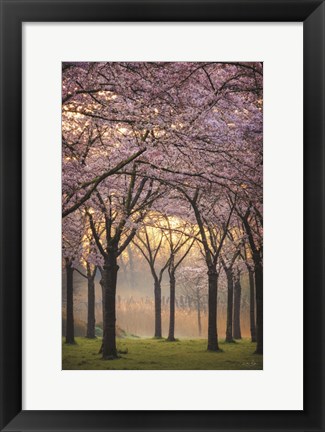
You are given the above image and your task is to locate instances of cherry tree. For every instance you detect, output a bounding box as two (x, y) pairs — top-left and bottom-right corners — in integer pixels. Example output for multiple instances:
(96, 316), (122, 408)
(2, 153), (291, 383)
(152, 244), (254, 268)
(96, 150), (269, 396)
(178, 264), (208, 337)
(87, 166), (160, 358)
(170, 188), (236, 351)
(62, 211), (85, 344)
(230, 196), (263, 353)
(132, 214), (170, 338)
(240, 239), (257, 342)
(221, 250), (240, 343)
(144, 209), (197, 341)
(133, 62), (262, 351)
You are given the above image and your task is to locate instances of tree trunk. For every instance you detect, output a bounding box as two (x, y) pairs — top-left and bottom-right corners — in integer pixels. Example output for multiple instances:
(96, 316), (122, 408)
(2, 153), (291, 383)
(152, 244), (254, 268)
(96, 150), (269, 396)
(101, 255), (119, 359)
(254, 263), (263, 354)
(197, 301), (202, 337)
(233, 274), (242, 339)
(248, 268), (257, 343)
(154, 278), (162, 338)
(127, 246), (136, 290)
(65, 262), (75, 344)
(241, 215), (263, 354)
(167, 269), (176, 341)
(225, 270), (234, 342)
(98, 269), (105, 353)
(207, 268), (219, 351)
(86, 268), (96, 339)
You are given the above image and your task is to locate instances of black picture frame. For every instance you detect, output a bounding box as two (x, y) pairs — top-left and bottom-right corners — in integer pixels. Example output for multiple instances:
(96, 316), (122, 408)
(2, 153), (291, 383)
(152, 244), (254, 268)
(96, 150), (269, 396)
(0, 0), (324, 431)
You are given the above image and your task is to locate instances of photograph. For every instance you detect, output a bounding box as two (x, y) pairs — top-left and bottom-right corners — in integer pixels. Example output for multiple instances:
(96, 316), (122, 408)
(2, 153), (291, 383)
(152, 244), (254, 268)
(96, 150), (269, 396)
(62, 61), (263, 370)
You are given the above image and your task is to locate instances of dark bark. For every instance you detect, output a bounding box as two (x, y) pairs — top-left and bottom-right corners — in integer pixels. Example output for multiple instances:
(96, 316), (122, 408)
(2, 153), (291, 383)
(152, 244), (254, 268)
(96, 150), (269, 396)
(167, 268), (176, 341)
(207, 268), (219, 351)
(248, 268), (257, 343)
(101, 254), (119, 359)
(65, 261), (75, 344)
(240, 211), (263, 354)
(225, 270), (234, 342)
(233, 274), (242, 340)
(86, 265), (96, 339)
(154, 278), (162, 338)
(254, 263), (263, 354)
(98, 269), (105, 354)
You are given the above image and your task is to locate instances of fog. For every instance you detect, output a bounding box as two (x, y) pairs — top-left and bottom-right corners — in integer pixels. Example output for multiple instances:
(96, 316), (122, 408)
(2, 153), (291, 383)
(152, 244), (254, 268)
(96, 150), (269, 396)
(62, 246), (252, 339)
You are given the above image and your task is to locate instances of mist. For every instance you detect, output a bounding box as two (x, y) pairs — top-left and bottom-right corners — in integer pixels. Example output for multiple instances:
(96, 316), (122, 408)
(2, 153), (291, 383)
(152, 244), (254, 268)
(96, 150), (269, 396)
(62, 248), (252, 339)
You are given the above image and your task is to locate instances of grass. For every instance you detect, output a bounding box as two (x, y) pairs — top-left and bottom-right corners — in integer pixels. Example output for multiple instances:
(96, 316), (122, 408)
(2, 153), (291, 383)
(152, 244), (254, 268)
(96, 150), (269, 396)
(62, 337), (263, 370)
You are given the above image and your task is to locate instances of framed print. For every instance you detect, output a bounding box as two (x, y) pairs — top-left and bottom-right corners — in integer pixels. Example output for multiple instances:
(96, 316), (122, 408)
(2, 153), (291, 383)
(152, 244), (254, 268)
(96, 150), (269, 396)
(0, 0), (324, 431)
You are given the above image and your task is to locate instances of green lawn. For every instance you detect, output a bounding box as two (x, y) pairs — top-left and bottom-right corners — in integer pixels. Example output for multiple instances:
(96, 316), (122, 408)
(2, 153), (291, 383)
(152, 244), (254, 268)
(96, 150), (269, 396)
(62, 337), (263, 370)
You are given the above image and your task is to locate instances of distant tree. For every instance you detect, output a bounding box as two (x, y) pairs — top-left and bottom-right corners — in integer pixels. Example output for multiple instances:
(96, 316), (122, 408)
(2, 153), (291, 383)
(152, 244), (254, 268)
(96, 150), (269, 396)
(179, 265), (208, 337)
(160, 216), (196, 341)
(133, 216), (170, 338)
(183, 191), (236, 351)
(233, 268), (242, 340)
(74, 263), (97, 339)
(221, 250), (239, 343)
